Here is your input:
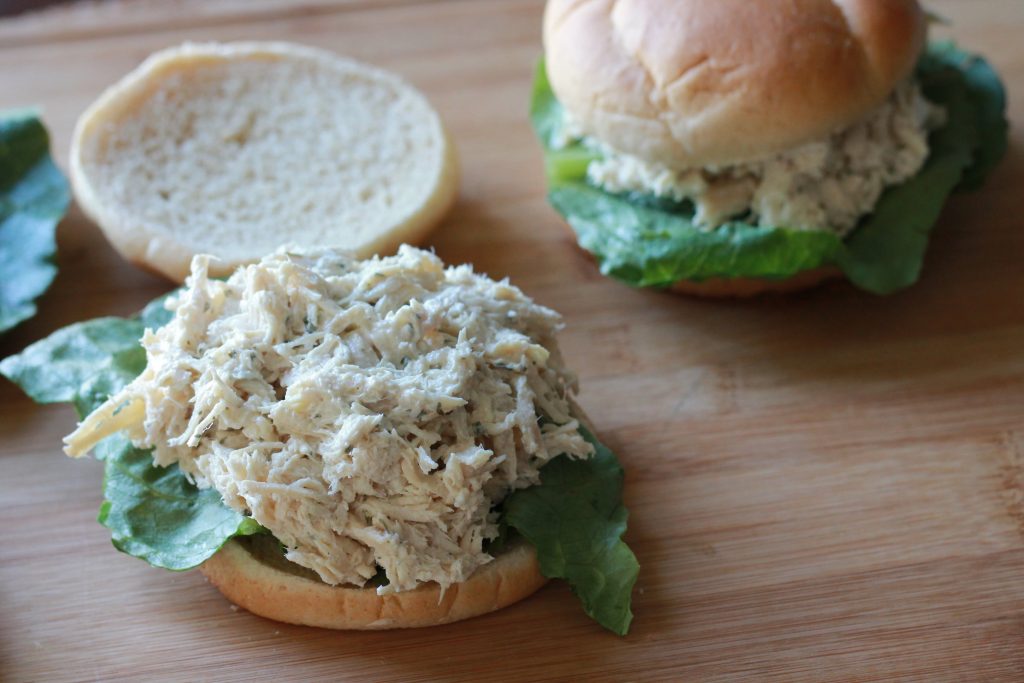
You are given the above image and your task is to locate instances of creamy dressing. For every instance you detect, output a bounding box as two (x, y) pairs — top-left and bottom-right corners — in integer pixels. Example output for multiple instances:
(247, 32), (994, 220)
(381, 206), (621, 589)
(71, 246), (592, 593)
(561, 79), (945, 235)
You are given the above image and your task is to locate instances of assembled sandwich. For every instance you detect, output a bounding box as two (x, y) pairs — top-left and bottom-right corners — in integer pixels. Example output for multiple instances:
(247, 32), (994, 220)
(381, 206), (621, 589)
(1, 247), (638, 633)
(532, 0), (1007, 295)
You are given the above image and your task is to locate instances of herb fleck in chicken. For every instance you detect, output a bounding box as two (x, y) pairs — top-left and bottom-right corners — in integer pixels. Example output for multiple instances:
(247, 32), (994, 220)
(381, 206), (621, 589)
(67, 246), (593, 593)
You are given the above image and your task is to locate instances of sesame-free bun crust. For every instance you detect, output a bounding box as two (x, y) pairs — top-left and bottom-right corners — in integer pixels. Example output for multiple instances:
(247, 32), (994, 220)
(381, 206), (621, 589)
(71, 42), (458, 283)
(544, 0), (926, 167)
(200, 538), (548, 630)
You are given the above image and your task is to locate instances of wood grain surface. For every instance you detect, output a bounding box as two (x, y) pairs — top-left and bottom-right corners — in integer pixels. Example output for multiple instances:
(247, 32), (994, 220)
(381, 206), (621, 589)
(1, 1), (1023, 681)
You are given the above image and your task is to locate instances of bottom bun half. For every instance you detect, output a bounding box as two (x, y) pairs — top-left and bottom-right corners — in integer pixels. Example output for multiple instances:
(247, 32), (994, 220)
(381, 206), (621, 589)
(200, 536), (548, 630)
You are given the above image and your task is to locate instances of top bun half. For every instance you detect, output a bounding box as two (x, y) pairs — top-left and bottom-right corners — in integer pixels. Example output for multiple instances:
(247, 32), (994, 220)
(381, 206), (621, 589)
(71, 42), (458, 283)
(543, 0), (926, 168)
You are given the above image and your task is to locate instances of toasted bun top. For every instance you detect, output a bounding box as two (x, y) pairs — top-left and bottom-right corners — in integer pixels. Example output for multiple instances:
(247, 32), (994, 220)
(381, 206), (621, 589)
(544, 0), (926, 167)
(71, 42), (458, 283)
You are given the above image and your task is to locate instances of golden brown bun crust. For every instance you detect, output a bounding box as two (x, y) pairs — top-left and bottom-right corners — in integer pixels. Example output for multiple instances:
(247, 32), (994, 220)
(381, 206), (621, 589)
(669, 267), (842, 297)
(200, 539), (548, 630)
(544, 0), (925, 167)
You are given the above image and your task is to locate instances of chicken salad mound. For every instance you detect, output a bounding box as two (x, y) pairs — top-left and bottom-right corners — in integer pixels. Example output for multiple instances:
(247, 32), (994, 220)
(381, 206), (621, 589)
(558, 79), (946, 235)
(82, 246), (593, 593)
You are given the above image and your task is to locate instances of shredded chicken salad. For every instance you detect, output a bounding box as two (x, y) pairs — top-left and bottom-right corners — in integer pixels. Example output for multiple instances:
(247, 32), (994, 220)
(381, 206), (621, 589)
(558, 79), (946, 235)
(70, 246), (593, 593)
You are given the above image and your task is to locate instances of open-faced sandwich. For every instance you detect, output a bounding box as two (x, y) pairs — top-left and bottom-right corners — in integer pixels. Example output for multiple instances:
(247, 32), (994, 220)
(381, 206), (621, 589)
(1, 246), (638, 634)
(532, 0), (1007, 295)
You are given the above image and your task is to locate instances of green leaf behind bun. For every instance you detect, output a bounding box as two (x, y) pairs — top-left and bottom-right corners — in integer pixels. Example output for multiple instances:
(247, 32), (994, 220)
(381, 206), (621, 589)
(0, 111), (70, 333)
(531, 44), (1008, 294)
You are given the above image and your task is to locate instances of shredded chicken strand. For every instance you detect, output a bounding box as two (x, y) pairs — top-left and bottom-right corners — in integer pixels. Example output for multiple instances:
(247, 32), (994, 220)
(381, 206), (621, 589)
(90, 246), (593, 593)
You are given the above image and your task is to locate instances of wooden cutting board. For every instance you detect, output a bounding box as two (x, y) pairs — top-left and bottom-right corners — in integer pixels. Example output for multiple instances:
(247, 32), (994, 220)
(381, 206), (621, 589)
(1, 1), (1022, 680)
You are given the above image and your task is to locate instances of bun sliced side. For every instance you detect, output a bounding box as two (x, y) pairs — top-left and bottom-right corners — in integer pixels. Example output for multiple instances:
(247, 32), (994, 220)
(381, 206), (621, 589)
(544, 0), (925, 168)
(199, 537), (548, 630)
(71, 41), (458, 283)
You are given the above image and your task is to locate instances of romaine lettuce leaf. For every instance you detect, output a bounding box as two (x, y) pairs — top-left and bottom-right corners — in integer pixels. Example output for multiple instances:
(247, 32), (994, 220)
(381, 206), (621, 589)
(0, 316), (147, 418)
(531, 43), (1007, 294)
(0, 295), (261, 570)
(0, 294), (171, 418)
(2, 296), (638, 632)
(98, 434), (264, 571)
(0, 111), (69, 333)
(504, 427), (639, 636)
(928, 41), (1008, 190)
(547, 184), (845, 287)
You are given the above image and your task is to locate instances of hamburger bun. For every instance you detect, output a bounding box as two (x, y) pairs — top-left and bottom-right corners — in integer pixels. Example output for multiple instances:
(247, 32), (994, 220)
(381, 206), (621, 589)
(200, 536), (547, 630)
(70, 41), (458, 283)
(544, 0), (926, 168)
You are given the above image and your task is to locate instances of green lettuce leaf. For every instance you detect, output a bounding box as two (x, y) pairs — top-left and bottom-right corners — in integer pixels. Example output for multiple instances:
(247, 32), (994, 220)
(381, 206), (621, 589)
(928, 41), (1009, 190)
(0, 316), (148, 418)
(0, 294), (262, 570)
(0, 110), (70, 333)
(0, 294), (171, 418)
(531, 43), (1007, 294)
(504, 428), (639, 635)
(98, 434), (264, 571)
